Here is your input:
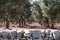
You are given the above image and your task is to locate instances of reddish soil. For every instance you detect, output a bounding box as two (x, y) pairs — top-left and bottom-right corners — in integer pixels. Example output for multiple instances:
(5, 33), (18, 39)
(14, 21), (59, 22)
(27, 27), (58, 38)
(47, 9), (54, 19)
(0, 22), (60, 30)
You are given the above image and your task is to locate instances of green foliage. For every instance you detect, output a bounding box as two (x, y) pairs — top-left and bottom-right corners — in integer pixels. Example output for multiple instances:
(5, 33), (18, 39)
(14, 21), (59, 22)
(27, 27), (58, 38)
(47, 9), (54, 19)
(43, 0), (60, 20)
(0, 0), (32, 21)
(0, 0), (60, 23)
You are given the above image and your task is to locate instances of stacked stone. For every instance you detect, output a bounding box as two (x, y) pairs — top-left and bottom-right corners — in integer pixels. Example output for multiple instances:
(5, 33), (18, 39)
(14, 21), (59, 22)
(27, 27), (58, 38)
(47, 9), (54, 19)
(9, 30), (17, 40)
(0, 29), (60, 40)
(31, 30), (43, 40)
(24, 30), (32, 40)
(17, 30), (25, 40)
(0, 30), (3, 40)
(53, 31), (60, 40)
(44, 30), (54, 40)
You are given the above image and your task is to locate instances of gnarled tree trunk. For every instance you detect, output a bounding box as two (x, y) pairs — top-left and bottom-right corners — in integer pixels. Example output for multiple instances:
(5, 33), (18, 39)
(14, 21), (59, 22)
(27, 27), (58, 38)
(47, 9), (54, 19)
(19, 17), (26, 28)
(51, 19), (54, 29)
(43, 17), (49, 28)
(5, 19), (9, 29)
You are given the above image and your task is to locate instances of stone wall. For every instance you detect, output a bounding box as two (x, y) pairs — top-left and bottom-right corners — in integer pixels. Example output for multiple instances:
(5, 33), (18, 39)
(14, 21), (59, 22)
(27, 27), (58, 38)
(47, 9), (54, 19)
(0, 29), (60, 40)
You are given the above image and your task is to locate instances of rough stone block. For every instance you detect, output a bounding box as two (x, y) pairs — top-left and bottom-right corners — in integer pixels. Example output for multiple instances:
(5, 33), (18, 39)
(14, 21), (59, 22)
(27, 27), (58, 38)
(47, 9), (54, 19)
(2, 31), (9, 38)
(17, 32), (22, 39)
(10, 30), (17, 39)
(14, 38), (20, 40)
(31, 30), (42, 39)
(3, 38), (8, 40)
(0, 38), (3, 40)
(53, 31), (60, 39)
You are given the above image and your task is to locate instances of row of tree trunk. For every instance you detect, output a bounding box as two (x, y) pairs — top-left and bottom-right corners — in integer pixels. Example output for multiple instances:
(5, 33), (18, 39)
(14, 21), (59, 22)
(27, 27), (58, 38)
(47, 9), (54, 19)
(43, 16), (54, 29)
(5, 17), (26, 29)
(4, 16), (54, 29)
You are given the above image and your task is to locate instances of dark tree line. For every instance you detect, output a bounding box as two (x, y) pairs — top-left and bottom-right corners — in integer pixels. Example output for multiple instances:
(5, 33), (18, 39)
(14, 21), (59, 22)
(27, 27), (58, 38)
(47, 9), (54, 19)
(0, 0), (60, 29)
(0, 0), (32, 28)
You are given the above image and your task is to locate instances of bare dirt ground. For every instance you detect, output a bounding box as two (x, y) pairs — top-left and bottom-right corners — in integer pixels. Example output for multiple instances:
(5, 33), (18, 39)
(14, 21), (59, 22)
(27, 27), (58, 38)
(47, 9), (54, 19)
(0, 22), (60, 30)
